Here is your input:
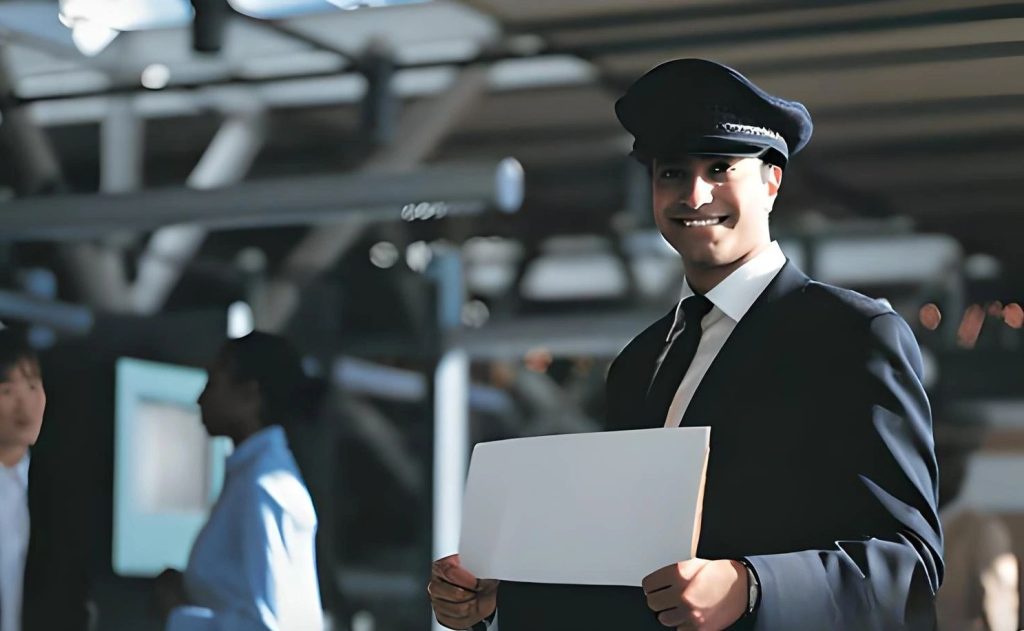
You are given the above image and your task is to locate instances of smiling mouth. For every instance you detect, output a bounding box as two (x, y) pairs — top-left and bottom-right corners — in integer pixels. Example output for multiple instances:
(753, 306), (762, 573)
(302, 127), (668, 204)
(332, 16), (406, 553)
(673, 216), (728, 228)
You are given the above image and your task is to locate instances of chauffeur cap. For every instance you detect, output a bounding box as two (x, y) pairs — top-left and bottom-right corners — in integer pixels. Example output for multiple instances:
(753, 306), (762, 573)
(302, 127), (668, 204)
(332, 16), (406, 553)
(615, 58), (813, 167)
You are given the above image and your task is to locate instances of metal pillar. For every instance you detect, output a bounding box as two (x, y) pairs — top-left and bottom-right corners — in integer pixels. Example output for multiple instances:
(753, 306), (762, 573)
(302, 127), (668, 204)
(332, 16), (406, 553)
(0, 43), (132, 312)
(360, 40), (399, 149)
(100, 96), (145, 194)
(0, 44), (63, 195)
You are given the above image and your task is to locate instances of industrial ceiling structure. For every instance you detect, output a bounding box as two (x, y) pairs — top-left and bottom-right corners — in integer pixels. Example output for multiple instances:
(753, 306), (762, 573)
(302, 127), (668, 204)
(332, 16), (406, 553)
(1, 0), (1021, 334)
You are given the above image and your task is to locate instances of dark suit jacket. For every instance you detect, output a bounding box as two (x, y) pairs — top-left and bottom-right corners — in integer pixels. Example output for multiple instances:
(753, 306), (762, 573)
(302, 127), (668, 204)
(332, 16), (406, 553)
(497, 262), (943, 630)
(21, 442), (93, 631)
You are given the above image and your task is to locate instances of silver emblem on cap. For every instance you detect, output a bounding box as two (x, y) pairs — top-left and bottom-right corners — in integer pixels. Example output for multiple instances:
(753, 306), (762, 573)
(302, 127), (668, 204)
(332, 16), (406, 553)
(715, 122), (784, 142)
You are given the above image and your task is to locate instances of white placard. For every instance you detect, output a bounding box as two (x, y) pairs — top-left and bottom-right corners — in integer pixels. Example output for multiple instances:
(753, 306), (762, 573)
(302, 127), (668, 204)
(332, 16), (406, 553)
(459, 427), (710, 587)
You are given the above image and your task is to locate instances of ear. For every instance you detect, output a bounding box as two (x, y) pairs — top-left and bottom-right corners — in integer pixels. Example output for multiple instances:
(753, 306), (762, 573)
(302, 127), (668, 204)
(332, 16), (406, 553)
(239, 379), (262, 413)
(764, 164), (783, 197)
(241, 379), (259, 396)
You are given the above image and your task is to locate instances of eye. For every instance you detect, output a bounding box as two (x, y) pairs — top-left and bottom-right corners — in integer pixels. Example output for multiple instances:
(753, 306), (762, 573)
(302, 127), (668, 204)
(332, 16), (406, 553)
(658, 168), (685, 180)
(707, 161), (735, 179)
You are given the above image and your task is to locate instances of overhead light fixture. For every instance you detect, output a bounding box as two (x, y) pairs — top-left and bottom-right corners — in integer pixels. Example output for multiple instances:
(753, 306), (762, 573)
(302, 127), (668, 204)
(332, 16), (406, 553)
(227, 0), (430, 19)
(140, 64), (171, 90)
(58, 7), (119, 57)
(58, 0), (192, 56)
(69, 22), (118, 57)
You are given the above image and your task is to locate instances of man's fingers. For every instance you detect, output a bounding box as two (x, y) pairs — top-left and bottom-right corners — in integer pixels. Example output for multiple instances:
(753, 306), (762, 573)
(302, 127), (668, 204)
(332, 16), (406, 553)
(430, 589), (477, 619)
(431, 594), (483, 629)
(435, 611), (476, 630)
(656, 606), (688, 627)
(477, 578), (500, 593)
(427, 578), (478, 605)
(433, 602), (476, 621)
(646, 585), (683, 613)
(429, 555), (497, 630)
(432, 555), (479, 591)
(642, 571), (677, 596)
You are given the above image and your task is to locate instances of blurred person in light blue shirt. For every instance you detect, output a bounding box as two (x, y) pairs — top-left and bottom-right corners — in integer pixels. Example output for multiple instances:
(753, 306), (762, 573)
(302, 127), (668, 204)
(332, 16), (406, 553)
(156, 332), (325, 631)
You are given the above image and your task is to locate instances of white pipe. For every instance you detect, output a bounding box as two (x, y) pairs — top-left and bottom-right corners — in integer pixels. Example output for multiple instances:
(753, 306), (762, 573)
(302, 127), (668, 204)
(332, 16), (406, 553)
(431, 348), (470, 559)
(129, 107), (267, 315)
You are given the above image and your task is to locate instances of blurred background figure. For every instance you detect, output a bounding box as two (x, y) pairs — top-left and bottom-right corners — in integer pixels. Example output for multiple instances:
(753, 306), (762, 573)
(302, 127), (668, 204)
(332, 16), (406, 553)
(156, 332), (325, 631)
(935, 418), (1020, 631)
(0, 325), (93, 631)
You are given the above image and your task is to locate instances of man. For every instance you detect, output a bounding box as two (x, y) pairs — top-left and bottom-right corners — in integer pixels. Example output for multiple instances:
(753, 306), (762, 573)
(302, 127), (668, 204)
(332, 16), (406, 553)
(0, 326), (92, 631)
(428, 59), (943, 630)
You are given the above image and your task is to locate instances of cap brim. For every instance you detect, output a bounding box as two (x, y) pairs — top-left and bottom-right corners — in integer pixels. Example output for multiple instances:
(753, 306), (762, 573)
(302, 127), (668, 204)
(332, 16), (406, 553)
(688, 134), (773, 157)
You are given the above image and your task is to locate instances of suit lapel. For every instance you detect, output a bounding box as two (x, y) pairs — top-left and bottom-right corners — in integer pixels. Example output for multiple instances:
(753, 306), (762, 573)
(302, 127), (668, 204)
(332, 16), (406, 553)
(636, 310), (677, 428)
(680, 261), (809, 428)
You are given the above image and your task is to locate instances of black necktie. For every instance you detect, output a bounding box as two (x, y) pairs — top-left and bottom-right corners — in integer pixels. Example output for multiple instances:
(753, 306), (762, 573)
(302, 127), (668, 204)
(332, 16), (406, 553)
(645, 294), (714, 425)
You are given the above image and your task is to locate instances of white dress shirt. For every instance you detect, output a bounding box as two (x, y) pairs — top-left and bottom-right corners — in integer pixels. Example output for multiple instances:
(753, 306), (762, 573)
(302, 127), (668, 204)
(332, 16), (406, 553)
(167, 426), (323, 631)
(658, 241), (786, 427)
(481, 243), (787, 631)
(0, 452), (30, 631)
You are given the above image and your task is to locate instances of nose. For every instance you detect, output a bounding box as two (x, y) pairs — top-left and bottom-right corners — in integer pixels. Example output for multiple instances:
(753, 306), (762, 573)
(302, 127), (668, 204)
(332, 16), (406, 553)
(683, 175), (715, 209)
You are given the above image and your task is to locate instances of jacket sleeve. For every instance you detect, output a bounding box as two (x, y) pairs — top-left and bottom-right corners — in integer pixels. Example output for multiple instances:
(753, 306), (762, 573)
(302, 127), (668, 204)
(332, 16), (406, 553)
(745, 312), (944, 630)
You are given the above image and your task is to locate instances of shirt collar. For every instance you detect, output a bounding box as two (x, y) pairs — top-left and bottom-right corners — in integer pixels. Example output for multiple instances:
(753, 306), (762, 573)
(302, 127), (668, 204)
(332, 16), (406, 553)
(1, 450), (31, 490)
(669, 241), (787, 339)
(226, 425), (286, 474)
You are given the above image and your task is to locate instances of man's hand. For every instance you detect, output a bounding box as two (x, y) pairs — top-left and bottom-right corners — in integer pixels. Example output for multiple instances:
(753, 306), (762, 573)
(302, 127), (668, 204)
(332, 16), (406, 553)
(428, 554), (499, 630)
(642, 558), (748, 631)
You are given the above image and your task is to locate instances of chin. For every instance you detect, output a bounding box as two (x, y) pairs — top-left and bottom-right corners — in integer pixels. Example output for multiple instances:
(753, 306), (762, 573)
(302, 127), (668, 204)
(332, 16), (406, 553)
(679, 244), (731, 268)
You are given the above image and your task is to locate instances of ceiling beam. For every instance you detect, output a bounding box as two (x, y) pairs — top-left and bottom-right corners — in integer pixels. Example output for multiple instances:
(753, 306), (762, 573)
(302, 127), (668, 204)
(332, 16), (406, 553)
(0, 158), (523, 242)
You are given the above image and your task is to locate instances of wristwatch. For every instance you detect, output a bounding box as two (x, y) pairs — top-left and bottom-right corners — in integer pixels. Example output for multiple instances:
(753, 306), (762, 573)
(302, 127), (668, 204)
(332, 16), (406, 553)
(740, 559), (761, 616)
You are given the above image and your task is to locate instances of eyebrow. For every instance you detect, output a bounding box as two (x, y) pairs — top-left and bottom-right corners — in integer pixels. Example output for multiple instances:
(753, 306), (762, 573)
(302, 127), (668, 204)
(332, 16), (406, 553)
(0, 360), (42, 382)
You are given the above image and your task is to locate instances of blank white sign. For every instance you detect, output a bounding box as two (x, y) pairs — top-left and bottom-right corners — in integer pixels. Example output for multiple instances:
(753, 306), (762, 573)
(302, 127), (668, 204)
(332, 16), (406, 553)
(459, 427), (710, 587)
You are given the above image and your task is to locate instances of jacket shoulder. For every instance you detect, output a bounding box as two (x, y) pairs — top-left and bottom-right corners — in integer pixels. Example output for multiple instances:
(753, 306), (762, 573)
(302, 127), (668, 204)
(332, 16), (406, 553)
(800, 280), (896, 322)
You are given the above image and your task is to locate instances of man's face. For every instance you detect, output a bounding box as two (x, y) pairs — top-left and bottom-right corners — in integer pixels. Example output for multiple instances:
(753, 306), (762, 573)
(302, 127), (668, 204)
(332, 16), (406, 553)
(651, 155), (782, 272)
(0, 358), (46, 450)
(196, 353), (258, 438)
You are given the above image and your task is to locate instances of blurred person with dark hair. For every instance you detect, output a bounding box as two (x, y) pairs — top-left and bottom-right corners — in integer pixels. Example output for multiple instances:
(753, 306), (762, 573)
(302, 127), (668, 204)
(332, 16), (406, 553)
(0, 325), (92, 631)
(429, 59), (942, 631)
(155, 331), (325, 631)
(934, 422), (1019, 631)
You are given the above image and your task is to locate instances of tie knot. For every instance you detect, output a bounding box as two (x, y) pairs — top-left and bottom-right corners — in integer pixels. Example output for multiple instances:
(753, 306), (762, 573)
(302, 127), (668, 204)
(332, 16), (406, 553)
(681, 294), (713, 321)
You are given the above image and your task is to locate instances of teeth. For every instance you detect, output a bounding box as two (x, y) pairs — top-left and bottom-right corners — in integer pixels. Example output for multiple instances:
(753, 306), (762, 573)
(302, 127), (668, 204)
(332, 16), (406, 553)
(681, 217), (723, 227)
